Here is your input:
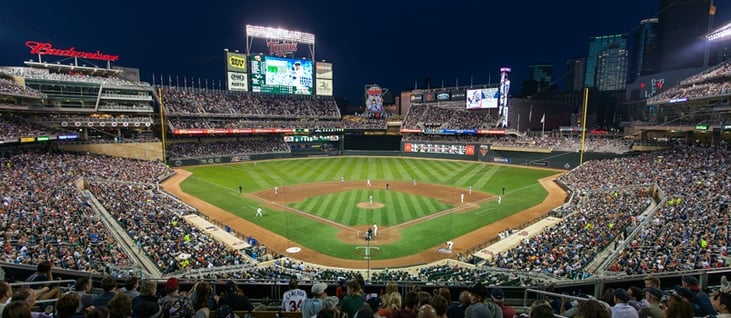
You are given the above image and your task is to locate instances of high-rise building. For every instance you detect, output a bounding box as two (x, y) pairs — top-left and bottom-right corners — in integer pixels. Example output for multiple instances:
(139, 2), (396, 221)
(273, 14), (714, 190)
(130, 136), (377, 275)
(585, 34), (627, 88)
(656, 0), (715, 72)
(529, 63), (553, 92)
(596, 46), (629, 91)
(565, 57), (586, 91)
(630, 18), (659, 81)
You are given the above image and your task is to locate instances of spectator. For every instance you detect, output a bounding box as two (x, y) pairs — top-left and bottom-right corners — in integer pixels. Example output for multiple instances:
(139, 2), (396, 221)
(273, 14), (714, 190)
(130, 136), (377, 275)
(25, 261), (62, 301)
(108, 293), (133, 318)
(92, 276), (118, 308)
(158, 277), (194, 318)
(56, 292), (84, 318)
(664, 295), (694, 318)
(639, 288), (664, 318)
(191, 282), (212, 318)
(490, 288), (515, 318)
(446, 291), (470, 318)
(303, 282), (328, 318)
(2, 301), (33, 318)
(215, 281), (253, 312)
(0, 281), (12, 316)
(120, 277), (140, 299)
(611, 288), (638, 318)
(464, 283), (502, 318)
(341, 280), (366, 318)
(282, 278), (307, 312)
(680, 276), (715, 317)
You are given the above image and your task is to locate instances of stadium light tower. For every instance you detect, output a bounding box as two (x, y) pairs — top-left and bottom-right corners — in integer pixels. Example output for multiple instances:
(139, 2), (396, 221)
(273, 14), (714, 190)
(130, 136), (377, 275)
(705, 21), (731, 42)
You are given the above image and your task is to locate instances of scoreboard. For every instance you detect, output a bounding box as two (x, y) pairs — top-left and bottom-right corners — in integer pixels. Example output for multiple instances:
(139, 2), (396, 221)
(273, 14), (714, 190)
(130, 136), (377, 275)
(250, 55), (314, 95)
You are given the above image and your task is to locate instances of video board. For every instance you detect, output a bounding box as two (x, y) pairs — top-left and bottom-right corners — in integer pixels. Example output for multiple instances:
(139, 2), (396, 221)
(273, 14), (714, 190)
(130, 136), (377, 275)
(465, 88), (499, 109)
(250, 55), (313, 95)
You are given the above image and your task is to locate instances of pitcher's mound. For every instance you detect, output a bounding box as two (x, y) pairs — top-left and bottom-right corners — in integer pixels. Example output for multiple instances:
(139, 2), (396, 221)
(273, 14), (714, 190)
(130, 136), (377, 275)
(357, 202), (384, 209)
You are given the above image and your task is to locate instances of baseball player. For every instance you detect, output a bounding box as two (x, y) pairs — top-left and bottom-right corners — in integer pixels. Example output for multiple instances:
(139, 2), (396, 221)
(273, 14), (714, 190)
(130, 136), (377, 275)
(367, 179), (372, 188)
(256, 207), (263, 217)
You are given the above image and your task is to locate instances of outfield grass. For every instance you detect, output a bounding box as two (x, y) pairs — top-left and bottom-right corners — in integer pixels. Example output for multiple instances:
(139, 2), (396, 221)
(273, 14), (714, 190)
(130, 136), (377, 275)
(180, 157), (558, 260)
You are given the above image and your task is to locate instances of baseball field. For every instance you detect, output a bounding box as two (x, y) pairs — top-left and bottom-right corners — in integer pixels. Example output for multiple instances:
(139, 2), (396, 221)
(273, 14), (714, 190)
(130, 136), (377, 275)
(163, 156), (566, 268)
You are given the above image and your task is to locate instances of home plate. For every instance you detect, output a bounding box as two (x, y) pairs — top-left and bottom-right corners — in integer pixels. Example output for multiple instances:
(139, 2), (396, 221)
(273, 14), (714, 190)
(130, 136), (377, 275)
(286, 247), (302, 253)
(438, 248), (452, 254)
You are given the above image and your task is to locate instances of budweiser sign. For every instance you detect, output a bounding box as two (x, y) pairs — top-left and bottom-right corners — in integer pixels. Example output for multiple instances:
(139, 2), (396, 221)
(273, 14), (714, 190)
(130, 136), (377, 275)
(266, 40), (298, 56)
(25, 41), (119, 62)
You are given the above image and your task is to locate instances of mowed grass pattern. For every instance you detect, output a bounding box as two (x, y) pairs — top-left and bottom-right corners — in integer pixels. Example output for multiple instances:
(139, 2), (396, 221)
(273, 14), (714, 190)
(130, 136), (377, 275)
(292, 190), (452, 226)
(180, 157), (559, 260)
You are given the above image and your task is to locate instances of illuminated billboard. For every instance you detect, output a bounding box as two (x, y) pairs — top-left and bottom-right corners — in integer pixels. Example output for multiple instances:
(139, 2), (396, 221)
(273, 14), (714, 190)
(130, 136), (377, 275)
(365, 84), (385, 112)
(250, 55), (313, 95)
(227, 72), (248, 91)
(316, 62), (333, 79)
(316, 79), (333, 96)
(226, 52), (247, 72)
(465, 88), (498, 109)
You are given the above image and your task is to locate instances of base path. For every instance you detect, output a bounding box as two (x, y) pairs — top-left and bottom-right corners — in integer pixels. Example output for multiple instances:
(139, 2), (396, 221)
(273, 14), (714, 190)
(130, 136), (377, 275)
(161, 168), (567, 269)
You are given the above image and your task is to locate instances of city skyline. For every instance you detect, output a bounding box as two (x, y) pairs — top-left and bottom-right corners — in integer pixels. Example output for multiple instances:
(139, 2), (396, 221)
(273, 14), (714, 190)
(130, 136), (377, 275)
(1, 0), (729, 104)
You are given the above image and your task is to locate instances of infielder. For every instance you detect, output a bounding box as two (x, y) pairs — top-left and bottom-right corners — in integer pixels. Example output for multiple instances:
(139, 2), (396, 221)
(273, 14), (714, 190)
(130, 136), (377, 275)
(373, 223), (378, 237)
(367, 179), (372, 188)
(460, 193), (464, 203)
(274, 186), (279, 195)
(468, 186), (472, 195)
(446, 241), (454, 250)
(341, 176), (345, 184)
(256, 207), (263, 217)
(369, 195), (373, 206)
(498, 195), (502, 204)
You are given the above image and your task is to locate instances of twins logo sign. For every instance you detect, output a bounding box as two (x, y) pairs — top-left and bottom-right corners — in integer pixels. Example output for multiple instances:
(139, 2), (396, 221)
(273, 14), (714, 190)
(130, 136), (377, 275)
(365, 84), (387, 113)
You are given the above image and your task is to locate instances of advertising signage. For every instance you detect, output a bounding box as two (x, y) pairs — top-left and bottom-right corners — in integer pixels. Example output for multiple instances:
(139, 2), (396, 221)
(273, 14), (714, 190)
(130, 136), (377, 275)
(316, 79), (333, 96)
(226, 52), (247, 72)
(227, 72), (248, 91)
(25, 41), (119, 62)
(250, 55), (313, 95)
(316, 62), (333, 79)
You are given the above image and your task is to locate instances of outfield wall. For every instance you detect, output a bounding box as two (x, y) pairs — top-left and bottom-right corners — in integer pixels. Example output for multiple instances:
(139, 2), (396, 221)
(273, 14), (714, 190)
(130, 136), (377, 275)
(399, 141), (638, 169)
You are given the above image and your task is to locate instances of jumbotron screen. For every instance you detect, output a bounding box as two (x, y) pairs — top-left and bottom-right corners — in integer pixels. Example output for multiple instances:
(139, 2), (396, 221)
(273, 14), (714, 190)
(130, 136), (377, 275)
(250, 55), (313, 95)
(465, 88), (499, 109)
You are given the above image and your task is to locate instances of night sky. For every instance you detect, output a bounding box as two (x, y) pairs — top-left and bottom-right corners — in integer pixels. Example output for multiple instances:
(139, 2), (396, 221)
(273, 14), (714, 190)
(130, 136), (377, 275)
(1, 0), (730, 105)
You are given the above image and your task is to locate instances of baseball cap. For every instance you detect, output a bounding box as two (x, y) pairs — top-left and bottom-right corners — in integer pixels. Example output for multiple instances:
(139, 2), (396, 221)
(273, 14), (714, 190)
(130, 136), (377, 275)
(682, 276), (699, 286)
(613, 288), (630, 302)
(491, 287), (505, 300)
(165, 277), (179, 291)
(311, 283), (328, 295)
(644, 287), (663, 300)
(470, 282), (489, 298)
(322, 296), (339, 310)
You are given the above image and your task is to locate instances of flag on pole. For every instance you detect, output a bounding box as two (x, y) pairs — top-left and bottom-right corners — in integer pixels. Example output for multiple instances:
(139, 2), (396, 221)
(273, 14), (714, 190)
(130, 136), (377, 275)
(540, 113), (545, 124)
(529, 105), (533, 122)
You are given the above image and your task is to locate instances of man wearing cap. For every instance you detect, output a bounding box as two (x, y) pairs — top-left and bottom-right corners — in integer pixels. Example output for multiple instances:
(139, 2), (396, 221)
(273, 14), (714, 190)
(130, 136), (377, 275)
(282, 278), (308, 312)
(302, 282), (328, 318)
(638, 287), (664, 318)
(158, 277), (194, 318)
(465, 283), (503, 318)
(680, 276), (715, 317)
(490, 288), (515, 318)
(611, 288), (638, 318)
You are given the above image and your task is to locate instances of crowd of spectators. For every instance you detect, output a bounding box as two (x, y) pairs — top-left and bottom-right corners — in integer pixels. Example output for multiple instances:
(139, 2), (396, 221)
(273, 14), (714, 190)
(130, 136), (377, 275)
(342, 115), (388, 130)
(560, 147), (730, 274)
(86, 180), (250, 273)
(0, 68), (150, 88)
(167, 137), (290, 159)
(0, 78), (45, 98)
(162, 88), (340, 118)
(0, 113), (70, 139)
(401, 104), (497, 130)
(0, 149), (170, 272)
(486, 187), (653, 279)
(401, 134), (633, 154)
(168, 117), (344, 130)
(647, 60), (731, 105)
